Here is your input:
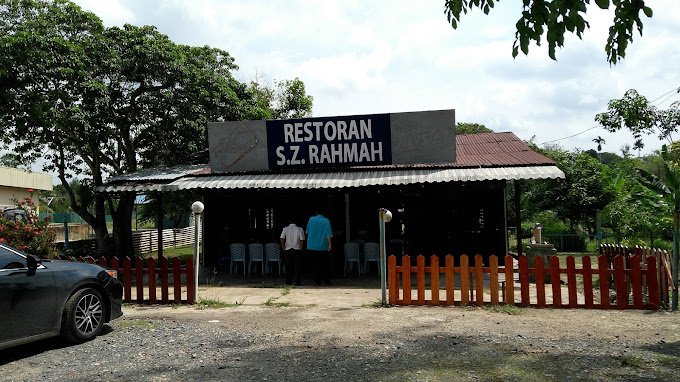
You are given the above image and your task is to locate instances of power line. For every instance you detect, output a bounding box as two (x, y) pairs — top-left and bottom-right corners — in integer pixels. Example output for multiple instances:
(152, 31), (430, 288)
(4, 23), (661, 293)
(540, 125), (600, 145)
(538, 85), (680, 145)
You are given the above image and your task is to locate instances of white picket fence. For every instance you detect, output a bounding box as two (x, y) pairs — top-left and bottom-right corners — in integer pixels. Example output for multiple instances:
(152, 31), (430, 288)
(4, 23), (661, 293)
(132, 226), (201, 255)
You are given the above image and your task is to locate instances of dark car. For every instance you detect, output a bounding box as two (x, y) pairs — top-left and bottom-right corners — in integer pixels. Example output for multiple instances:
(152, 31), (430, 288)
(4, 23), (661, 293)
(0, 243), (123, 350)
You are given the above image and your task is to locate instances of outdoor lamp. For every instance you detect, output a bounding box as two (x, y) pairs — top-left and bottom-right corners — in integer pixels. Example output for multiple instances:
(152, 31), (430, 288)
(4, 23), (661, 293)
(191, 201), (205, 214)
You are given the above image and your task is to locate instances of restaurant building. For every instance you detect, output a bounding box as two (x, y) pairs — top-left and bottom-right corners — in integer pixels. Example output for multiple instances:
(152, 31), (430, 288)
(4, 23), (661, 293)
(99, 110), (564, 268)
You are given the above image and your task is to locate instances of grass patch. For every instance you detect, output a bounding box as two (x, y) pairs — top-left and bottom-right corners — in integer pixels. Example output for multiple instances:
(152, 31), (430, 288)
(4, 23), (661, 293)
(654, 353), (680, 366)
(251, 283), (286, 289)
(262, 297), (290, 307)
(484, 304), (522, 315)
(195, 297), (243, 309)
(117, 319), (161, 330)
(618, 355), (643, 367)
(361, 298), (390, 308)
(281, 284), (291, 296)
(141, 244), (195, 261)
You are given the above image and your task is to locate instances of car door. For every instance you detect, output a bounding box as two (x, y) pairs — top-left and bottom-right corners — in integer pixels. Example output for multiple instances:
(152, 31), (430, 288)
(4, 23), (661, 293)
(0, 247), (58, 344)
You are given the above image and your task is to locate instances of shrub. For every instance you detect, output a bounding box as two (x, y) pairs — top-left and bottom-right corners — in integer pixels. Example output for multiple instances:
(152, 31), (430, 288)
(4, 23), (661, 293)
(0, 197), (57, 258)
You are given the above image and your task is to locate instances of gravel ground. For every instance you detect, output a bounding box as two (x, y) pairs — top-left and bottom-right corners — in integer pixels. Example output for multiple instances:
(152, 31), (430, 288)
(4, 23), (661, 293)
(1, 299), (679, 382)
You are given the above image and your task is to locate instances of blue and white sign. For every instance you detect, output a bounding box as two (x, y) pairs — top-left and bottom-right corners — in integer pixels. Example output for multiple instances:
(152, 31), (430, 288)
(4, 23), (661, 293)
(266, 114), (392, 170)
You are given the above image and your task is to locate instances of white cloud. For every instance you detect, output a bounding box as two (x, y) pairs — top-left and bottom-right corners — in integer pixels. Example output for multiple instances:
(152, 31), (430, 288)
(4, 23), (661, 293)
(70, 0), (680, 155)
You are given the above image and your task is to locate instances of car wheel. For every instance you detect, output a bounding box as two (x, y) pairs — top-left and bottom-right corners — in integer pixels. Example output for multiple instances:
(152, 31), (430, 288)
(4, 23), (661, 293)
(61, 288), (106, 343)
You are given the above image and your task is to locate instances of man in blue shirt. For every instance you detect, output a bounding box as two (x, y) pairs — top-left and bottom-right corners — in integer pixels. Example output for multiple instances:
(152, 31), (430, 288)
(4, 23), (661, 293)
(306, 209), (333, 285)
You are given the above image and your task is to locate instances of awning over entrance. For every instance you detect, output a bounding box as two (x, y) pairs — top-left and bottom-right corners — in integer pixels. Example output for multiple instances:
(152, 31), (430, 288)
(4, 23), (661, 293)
(96, 132), (565, 193)
(166, 165), (563, 191)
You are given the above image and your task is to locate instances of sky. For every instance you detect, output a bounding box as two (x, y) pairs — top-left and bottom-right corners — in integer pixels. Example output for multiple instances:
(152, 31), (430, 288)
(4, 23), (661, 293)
(65, 0), (679, 156)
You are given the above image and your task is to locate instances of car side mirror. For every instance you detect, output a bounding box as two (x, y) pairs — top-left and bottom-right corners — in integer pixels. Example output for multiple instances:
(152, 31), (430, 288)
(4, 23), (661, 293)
(26, 255), (38, 276)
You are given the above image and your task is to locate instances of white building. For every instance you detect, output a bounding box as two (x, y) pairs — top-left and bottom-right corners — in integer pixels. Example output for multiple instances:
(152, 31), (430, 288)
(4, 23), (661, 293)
(0, 166), (53, 212)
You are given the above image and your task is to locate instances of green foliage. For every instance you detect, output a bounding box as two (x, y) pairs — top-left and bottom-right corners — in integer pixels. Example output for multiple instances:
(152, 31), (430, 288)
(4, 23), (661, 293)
(523, 148), (615, 232)
(444, 0), (653, 64)
(0, 0), (313, 257)
(137, 191), (200, 229)
(522, 210), (570, 234)
(0, 197), (56, 258)
(596, 89), (680, 145)
(455, 122), (493, 135)
(249, 76), (313, 120)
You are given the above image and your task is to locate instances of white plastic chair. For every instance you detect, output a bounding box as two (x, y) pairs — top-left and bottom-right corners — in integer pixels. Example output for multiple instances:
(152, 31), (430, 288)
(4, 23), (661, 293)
(229, 243), (246, 275)
(363, 242), (380, 275)
(265, 243), (284, 276)
(248, 243), (265, 275)
(343, 242), (362, 276)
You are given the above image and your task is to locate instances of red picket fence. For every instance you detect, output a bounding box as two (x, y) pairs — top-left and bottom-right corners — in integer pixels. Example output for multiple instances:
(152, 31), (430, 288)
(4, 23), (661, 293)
(600, 244), (674, 308)
(388, 254), (661, 310)
(55, 255), (195, 304)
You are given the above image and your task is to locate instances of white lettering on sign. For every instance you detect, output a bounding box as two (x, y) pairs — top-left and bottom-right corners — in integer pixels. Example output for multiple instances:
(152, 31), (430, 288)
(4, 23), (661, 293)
(307, 142), (383, 165)
(282, 118), (373, 143)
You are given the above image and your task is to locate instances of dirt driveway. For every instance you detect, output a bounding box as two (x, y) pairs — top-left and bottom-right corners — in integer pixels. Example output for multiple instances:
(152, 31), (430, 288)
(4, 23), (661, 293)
(2, 284), (679, 381)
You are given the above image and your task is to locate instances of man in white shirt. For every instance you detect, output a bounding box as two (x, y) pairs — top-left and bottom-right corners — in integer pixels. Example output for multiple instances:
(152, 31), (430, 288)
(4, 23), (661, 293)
(280, 217), (306, 286)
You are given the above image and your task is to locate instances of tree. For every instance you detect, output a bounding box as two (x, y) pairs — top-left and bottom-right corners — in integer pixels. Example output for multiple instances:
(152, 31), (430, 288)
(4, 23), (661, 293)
(0, 0), (275, 258)
(249, 75), (313, 120)
(456, 122), (493, 135)
(634, 145), (680, 310)
(0, 153), (23, 168)
(522, 148), (615, 233)
(444, 0), (654, 64)
(593, 136), (606, 152)
(596, 89), (680, 145)
(596, 89), (680, 310)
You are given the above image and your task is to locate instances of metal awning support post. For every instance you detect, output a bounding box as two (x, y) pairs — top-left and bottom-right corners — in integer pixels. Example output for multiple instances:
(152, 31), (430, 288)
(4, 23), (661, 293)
(379, 208), (392, 304)
(191, 201), (205, 303)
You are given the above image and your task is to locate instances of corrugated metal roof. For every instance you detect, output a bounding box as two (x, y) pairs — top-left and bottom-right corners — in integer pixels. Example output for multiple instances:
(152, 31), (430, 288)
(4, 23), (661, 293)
(97, 132), (563, 193)
(106, 164), (209, 182)
(162, 166), (564, 191)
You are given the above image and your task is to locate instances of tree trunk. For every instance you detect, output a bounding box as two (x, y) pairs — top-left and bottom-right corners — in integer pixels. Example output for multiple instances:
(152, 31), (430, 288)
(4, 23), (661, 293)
(112, 193), (135, 259)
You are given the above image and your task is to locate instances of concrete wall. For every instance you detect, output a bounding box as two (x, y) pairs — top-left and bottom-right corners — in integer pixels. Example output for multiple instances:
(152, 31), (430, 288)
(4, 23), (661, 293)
(0, 167), (53, 210)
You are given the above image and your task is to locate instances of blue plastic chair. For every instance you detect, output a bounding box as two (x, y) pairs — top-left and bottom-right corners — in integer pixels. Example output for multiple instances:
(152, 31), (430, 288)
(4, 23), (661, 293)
(229, 243), (246, 275)
(265, 243), (284, 276)
(343, 242), (362, 276)
(248, 243), (265, 275)
(363, 242), (380, 275)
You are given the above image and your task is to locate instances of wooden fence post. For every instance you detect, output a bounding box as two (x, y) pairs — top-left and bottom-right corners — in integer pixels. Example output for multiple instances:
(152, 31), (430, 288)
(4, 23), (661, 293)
(519, 255), (529, 306)
(550, 256), (562, 308)
(388, 255), (397, 304)
(490, 255), (499, 306)
(416, 255), (425, 306)
(535, 256), (546, 307)
(474, 255), (484, 306)
(431, 255), (440, 306)
(403, 255), (411, 305)
(504, 255), (515, 306)
(582, 256), (594, 308)
(567, 255), (578, 308)
(646, 256), (660, 309)
(460, 255), (469, 305)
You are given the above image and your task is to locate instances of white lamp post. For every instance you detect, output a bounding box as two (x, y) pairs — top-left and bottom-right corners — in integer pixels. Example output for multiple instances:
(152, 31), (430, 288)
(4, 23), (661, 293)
(191, 201), (204, 303)
(379, 208), (392, 304)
